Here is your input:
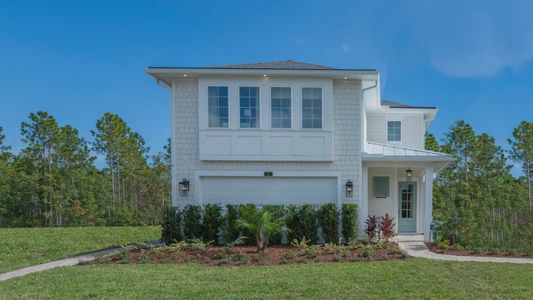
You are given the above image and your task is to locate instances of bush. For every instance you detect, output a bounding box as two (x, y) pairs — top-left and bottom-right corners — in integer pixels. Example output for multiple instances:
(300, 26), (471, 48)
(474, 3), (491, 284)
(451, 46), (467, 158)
(161, 205), (181, 244)
(262, 205), (286, 245)
(237, 208), (282, 251)
(318, 203), (339, 244)
(286, 204), (318, 244)
(341, 203), (357, 243)
(203, 204), (222, 245)
(222, 204), (240, 244)
(365, 215), (378, 242)
(238, 204), (259, 245)
(182, 205), (203, 240)
(379, 213), (396, 242)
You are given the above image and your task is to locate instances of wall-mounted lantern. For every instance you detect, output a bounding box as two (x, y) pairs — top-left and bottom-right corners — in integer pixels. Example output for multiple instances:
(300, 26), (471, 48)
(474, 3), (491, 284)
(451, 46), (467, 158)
(345, 180), (354, 197)
(406, 169), (413, 182)
(179, 178), (190, 196)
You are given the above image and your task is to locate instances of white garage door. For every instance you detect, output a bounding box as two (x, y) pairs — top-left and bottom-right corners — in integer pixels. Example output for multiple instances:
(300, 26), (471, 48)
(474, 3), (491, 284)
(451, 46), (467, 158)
(201, 176), (337, 206)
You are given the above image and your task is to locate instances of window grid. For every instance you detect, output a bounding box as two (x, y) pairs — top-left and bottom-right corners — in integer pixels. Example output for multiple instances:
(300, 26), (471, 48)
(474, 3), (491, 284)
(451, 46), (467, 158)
(302, 88), (322, 129)
(271, 87), (291, 128)
(239, 87), (260, 128)
(401, 185), (414, 218)
(387, 121), (401, 141)
(208, 86), (229, 128)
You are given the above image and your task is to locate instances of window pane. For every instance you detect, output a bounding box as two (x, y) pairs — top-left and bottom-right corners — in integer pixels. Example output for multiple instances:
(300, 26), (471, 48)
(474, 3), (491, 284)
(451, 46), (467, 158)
(271, 87), (291, 128)
(239, 87), (260, 128)
(302, 88), (322, 129)
(387, 121), (401, 141)
(208, 87), (229, 128)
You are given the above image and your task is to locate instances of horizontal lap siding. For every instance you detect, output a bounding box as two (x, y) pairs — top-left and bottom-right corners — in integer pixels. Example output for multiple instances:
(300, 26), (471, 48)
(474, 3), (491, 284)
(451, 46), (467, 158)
(171, 79), (361, 207)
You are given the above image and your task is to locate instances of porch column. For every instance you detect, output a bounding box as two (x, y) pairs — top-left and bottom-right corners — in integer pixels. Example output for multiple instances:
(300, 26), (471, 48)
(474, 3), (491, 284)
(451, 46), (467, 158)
(359, 165), (368, 235)
(424, 166), (433, 241)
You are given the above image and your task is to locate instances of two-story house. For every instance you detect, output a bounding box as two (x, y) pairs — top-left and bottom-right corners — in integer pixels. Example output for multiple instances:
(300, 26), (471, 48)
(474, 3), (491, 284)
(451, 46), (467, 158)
(146, 60), (453, 241)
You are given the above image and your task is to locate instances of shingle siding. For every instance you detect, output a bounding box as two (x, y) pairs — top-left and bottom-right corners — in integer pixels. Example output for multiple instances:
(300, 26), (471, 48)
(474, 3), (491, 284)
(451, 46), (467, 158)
(171, 78), (362, 207)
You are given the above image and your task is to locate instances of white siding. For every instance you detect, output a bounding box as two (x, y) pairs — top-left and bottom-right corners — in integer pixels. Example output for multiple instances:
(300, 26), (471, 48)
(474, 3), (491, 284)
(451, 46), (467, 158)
(366, 114), (425, 149)
(171, 78), (362, 207)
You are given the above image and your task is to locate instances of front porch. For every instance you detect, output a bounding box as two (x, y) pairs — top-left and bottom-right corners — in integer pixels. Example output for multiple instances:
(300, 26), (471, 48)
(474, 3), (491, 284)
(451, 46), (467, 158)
(359, 142), (454, 241)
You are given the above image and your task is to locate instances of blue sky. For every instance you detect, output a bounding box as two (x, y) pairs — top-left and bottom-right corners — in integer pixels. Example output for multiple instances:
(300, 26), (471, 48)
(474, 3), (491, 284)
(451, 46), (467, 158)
(0, 0), (532, 175)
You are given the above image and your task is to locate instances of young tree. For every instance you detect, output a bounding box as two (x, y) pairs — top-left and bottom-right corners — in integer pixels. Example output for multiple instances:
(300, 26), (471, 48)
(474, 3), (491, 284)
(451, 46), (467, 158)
(508, 121), (533, 211)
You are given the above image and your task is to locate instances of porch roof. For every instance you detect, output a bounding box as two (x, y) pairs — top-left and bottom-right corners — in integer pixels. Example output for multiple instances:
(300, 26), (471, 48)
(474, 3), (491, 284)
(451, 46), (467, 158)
(363, 142), (454, 162)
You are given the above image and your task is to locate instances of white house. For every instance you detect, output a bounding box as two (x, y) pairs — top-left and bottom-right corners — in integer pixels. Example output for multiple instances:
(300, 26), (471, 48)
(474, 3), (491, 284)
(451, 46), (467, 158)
(146, 60), (453, 241)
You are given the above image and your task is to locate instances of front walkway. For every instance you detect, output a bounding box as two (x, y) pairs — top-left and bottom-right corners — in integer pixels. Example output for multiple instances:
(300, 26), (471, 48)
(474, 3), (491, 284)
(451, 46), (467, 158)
(0, 247), (124, 281)
(395, 235), (533, 264)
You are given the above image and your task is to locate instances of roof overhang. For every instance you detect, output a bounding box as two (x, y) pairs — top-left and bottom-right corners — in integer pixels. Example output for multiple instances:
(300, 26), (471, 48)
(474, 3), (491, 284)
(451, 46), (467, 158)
(145, 67), (379, 86)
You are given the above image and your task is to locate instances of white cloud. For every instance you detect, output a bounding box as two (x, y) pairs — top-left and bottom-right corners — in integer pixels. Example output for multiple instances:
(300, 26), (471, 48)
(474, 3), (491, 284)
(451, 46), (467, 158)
(341, 43), (351, 53)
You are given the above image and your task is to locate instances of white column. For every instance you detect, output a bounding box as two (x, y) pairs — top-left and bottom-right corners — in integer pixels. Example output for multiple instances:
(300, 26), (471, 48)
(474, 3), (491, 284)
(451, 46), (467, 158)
(359, 165), (369, 235)
(424, 166), (434, 241)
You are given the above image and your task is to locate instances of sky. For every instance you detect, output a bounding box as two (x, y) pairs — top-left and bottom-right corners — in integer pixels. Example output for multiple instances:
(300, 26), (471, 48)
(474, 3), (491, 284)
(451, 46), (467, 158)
(0, 0), (532, 175)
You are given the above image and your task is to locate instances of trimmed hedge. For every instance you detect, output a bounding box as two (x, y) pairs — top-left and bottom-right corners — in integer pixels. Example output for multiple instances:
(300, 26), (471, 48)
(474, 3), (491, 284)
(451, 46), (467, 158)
(286, 204), (318, 244)
(183, 205), (203, 240)
(161, 205), (180, 244)
(203, 204), (222, 244)
(341, 203), (358, 242)
(161, 203), (356, 245)
(318, 203), (339, 244)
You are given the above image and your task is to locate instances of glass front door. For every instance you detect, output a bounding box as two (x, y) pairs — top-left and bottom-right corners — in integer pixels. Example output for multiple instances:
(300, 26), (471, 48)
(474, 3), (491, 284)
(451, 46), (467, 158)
(398, 182), (417, 233)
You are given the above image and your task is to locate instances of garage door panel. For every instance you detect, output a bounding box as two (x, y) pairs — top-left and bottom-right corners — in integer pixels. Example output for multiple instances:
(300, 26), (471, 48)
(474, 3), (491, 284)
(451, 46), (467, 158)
(202, 177), (336, 205)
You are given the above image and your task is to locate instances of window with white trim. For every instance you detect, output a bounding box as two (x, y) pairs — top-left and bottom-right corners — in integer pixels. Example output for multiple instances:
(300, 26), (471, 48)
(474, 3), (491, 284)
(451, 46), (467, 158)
(302, 88), (322, 129)
(208, 86), (229, 128)
(271, 87), (291, 128)
(387, 121), (401, 141)
(239, 87), (260, 128)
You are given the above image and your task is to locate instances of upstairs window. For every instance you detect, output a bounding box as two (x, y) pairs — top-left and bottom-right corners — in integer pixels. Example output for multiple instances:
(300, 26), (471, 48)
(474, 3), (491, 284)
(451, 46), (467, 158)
(302, 88), (322, 129)
(239, 87), (260, 128)
(387, 121), (401, 141)
(271, 87), (291, 128)
(208, 86), (229, 128)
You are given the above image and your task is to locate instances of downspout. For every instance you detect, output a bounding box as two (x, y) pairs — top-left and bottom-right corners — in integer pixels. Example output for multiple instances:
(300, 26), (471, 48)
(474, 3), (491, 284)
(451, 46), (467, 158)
(358, 79), (378, 234)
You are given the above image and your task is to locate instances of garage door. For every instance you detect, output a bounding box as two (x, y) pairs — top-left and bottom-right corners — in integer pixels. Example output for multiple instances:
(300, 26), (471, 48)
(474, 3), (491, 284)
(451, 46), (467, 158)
(201, 176), (337, 206)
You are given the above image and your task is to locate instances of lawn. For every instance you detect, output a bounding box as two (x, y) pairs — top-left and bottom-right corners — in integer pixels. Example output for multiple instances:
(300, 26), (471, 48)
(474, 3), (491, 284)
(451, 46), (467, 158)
(1, 259), (532, 299)
(0, 226), (160, 273)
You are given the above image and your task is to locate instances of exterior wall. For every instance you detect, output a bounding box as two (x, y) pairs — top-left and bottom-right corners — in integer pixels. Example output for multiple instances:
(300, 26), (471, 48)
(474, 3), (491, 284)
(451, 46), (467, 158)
(171, 78), (362, 207)
(366, 114), (425, 149)
(367, 167), (424, 233)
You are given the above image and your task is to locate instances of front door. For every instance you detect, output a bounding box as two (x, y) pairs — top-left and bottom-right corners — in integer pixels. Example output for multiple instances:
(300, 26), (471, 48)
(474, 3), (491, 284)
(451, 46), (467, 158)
(398, 182), (417, 233)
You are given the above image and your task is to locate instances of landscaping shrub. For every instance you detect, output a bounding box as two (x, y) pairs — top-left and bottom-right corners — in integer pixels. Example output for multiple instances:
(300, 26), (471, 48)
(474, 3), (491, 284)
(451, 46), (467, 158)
(262, 205), (286, 245)
(318, 203), (339, 244)
(203, 204), (222, 245)
(286, 204), (318, 244)
(182, 205), (203, 240)
(161, 205), (181, 244)
(378, 213), (396, 242)
(237, 207), (282, 251)
(341, 203), (357, 243)
(238, 204), (259, 245)
(365, 215), (378, 242)
(222, 204), (240, 244)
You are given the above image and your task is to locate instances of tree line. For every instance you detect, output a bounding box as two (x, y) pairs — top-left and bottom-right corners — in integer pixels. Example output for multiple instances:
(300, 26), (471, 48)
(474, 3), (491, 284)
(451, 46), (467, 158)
(427, 120), (532, 251)
(0, 111), (171, 227)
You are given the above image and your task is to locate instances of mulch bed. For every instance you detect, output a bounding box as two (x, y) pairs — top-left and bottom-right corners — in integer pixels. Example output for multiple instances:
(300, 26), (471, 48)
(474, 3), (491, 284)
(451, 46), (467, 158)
(93, 242), (406, 267)
(427, 243), (532, 259)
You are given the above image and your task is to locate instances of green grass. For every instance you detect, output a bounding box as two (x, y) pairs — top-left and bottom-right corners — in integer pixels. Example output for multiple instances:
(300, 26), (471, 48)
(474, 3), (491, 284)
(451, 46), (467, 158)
(1, 259), (532, 299)
(0, 226), (160, 273)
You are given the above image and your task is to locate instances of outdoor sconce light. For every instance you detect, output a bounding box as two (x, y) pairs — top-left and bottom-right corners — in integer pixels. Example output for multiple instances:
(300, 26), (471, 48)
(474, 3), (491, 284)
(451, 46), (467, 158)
(406, 169), (413, 182)
(345, 180), (354, 197)
(179, 178), (190, 196)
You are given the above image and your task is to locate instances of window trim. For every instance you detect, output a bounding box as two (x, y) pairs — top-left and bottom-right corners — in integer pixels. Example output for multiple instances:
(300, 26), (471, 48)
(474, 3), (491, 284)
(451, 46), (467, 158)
(301, 87), (323, 129)
(207, 85), (231, 129)
(239, 86), (260, 129)
(387, 120), (402, 142)
(270, 87), (292, 129)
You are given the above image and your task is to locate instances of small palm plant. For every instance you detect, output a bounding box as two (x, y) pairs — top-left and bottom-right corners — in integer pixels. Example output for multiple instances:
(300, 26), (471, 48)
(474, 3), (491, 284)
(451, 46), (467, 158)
(237, 208), (282, 251)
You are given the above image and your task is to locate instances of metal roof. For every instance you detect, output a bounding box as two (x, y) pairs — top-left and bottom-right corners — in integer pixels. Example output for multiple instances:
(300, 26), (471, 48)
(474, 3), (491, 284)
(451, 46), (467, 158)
(381, 99), (437, 110)
(364, 142), (454, 161)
